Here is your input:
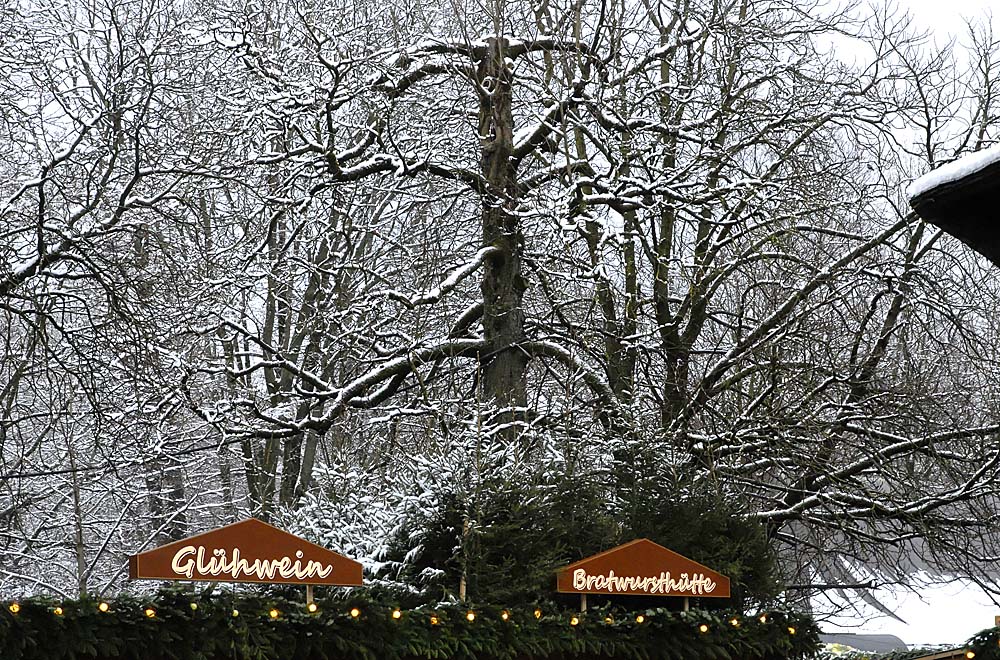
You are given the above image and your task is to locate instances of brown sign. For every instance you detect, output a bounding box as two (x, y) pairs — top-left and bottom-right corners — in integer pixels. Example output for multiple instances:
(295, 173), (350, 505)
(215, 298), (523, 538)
(556, 539), (730, 598)
(128, 518), (363, 586)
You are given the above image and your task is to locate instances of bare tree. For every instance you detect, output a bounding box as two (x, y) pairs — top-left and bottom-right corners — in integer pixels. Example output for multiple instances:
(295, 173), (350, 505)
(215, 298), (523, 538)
(5, 0), (1000, 608)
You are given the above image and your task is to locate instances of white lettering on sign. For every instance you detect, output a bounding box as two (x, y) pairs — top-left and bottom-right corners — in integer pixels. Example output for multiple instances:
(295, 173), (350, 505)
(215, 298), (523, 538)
(571, 568), (717, 595)
(170, 545), (335, 581)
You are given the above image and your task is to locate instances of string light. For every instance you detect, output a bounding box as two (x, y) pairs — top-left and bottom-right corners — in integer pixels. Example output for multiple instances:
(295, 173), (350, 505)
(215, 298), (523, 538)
(0, 597), (815, 657)
(0, 597), (824, 660)
(0, 598), (808, 643)
(966, 652), (975, 659)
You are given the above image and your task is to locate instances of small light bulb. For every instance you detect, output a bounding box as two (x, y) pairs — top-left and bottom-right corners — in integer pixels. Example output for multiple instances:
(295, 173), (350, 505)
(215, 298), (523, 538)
(501, 610), (510, 621)
(145, 607), (156, 618)
(391, 609), (401, 619)
(966, 652), (975, 660)
(350, 607), (360, 618)
(98, 602), (110, 613)
(570, 616), (579, 626)
(759, 614), (768, 624)
(307, 603), (318, 613)
(269, 608), (279, 619)
(8, 602), (20, 614)
(466, 610), (475, 622)
(53, 606), (64, 616)
(604, 616), (614, 624)
(430, 615), (439, 626)
(788, 626), (796, 635)
(534, 608), (542, 619)
(232, 609), (239, 617)
(730, 617), (740, 627)
(635, 615), (645, 624)
(190, 602), (198, 611)
(699, 624), (709, 633)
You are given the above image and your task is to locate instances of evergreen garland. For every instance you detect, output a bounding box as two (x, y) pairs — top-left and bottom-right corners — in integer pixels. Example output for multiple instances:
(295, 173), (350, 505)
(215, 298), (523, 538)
(964, 625), (1000, 660)
(0, 592), (819, 660)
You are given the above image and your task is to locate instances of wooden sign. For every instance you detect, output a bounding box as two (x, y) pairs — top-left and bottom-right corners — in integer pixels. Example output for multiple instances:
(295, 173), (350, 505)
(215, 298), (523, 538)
(128, 518), (363, 586)
(556, 539), (730, 598)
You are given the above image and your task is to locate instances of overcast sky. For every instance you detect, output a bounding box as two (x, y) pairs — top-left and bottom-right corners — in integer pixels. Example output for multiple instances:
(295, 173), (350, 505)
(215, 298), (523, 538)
(903, 0), (994, 39)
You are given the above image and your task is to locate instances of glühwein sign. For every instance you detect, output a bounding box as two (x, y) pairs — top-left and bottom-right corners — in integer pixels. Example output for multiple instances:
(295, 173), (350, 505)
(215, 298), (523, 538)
(128, 518), (363, 586)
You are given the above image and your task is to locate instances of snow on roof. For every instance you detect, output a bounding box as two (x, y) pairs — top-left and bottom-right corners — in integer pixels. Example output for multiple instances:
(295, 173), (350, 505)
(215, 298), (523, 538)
(819, 633), (908, 653)
(908, 144), (1000, 200)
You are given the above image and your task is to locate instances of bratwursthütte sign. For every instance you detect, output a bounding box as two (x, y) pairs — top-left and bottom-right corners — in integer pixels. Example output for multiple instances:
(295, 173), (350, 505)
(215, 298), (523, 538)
(128, 518), (363, 586)
(556, 538), (731, 598)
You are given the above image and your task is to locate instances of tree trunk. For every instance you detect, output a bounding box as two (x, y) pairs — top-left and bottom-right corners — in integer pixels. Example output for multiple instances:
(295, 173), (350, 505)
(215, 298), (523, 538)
(67, 446), (88, 598)
(477, 37), (529, 421)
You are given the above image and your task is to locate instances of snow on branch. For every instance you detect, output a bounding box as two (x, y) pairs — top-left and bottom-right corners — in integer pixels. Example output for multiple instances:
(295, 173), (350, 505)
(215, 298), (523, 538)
(313, 339), (487, 423)
(696, 214), (912, 404)
(511, 80), (589, 163)
(521, 340), (629, 434)
(752, 423), (1000, 522)
(386, 247), (500, 308)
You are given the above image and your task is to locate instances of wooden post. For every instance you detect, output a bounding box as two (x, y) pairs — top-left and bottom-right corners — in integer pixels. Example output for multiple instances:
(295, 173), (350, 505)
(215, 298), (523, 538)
(683, 597), (689, 612)
(580, 594), (588, 612)
(459, 518), (469, 601)
(306, 585), (314, 605)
